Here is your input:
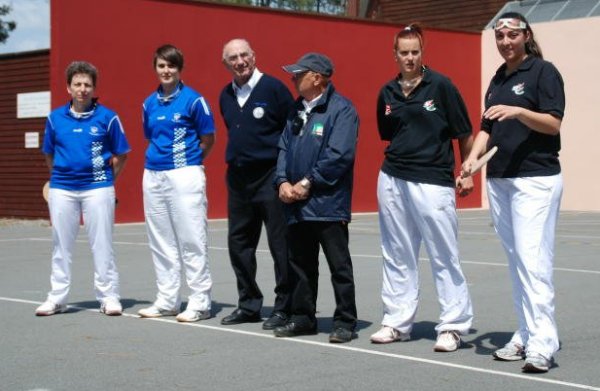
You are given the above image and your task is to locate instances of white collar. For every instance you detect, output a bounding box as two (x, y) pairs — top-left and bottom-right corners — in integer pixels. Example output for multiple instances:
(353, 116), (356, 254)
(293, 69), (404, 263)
(302, 93), (323, 113)
(232, 68), (263, 93)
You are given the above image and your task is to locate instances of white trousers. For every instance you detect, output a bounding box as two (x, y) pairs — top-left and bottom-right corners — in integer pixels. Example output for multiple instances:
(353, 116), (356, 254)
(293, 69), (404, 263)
(143, 166), (212, 312)
(487, 174), (563, 360)
(377, 171), (473, 335)
(46, 186), (119, 305)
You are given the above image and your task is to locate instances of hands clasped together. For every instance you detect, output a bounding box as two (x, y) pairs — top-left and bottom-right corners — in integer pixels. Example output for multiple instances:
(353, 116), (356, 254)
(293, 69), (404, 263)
(279, 181), (310, 204)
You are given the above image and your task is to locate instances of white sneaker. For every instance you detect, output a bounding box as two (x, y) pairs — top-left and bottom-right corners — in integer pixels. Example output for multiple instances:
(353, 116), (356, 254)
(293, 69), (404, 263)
(522, 352), (551, 373)
(138, 305), (178, 318)
(176, 309), (211, 323)
(35, 301), (67, 316)
(100, 299), (122, 316)
(370, 326), (410, 344)
(434, 331), (461, 352)
(493, 342), (525, 361)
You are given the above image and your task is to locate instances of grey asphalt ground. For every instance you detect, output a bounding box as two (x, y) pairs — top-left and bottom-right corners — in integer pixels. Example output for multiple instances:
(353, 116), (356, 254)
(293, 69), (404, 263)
(1, 210), (599, 391)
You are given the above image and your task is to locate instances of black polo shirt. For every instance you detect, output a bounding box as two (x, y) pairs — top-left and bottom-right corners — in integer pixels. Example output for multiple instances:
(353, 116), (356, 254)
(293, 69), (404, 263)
(377, 67), (472, 187)
(481, 56), (565, 178)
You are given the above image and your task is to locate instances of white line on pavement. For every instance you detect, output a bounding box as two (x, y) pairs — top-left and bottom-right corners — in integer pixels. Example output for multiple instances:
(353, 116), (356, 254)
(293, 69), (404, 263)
(1, 296), (598, 391)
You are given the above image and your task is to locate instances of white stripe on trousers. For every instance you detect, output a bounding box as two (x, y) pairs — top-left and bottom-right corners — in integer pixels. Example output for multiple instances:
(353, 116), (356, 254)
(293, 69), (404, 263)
(487, 174), (563, 360)
(377, 171), (473, 335)
(143, 165), (212, 311)
(47, 186), (119, 305)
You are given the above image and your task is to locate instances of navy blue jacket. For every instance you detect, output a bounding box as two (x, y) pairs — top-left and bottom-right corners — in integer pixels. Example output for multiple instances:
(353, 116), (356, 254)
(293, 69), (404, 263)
(275, 83), (359, 224)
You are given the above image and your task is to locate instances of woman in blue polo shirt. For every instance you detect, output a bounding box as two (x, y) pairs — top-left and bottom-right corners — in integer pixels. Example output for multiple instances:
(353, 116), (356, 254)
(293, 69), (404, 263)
(138, 44), (215, 323)
(371, 24), (474, 353)
(463, 13), (565, 373)
(37, 61), (130, 317)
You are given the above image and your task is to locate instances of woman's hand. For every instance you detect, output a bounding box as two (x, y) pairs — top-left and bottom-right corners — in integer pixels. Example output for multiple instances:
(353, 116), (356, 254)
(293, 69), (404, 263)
(461, 156), (477, 178)
(455, 175), (474, 197)
(483, 105), (522, 122)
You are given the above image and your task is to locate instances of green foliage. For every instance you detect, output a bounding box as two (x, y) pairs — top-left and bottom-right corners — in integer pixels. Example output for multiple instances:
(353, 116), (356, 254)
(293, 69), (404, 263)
(219, 0), (347, 15)
(0, 5), (17, 44)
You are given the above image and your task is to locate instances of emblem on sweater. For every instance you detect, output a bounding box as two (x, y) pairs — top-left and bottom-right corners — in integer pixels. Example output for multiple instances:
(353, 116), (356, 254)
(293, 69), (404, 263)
(512, 82), (525, 95)
(311, 123), (324, 137)
(423, 100), (437, 111)
(385, 104), (391, 115)
(89, 126), (99, 136)
(172, 113), (181, 122)
(253, 107), (265, 119)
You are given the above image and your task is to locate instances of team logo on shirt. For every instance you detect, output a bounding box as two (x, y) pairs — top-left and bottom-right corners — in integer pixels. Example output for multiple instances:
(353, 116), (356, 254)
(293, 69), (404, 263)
(385, 104), (391, 115)
(512, 82), (525, 95)
(172, 113), (181, 122)
(423, 100), (437, 111)
(253, 107), (265, 119)
(311, 123), (324, 137)
(89, 126), (99, 136)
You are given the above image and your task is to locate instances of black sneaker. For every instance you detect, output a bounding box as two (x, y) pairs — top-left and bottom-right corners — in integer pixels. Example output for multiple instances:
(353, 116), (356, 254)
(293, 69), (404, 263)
(329, 327), (356, 343)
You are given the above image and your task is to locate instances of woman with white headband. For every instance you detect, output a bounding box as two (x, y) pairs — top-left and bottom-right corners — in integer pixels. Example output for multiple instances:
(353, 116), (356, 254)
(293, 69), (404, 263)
(462, 12), (565, 373)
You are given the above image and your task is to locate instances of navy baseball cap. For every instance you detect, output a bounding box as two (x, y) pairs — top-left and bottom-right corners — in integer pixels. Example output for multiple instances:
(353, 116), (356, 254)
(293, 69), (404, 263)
(282, 52), (334, 77)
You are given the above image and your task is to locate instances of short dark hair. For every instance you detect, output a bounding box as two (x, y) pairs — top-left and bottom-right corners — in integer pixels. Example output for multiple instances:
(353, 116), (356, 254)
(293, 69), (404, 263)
(153, 44), (184, 70)
(65, 61), (98, 86)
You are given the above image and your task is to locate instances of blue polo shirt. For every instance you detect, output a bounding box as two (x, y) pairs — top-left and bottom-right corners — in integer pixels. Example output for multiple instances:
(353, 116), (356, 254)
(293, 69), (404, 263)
(42, 101), (131, 191)
(143, 82), (215, 171)
(481, 56), (565, 178)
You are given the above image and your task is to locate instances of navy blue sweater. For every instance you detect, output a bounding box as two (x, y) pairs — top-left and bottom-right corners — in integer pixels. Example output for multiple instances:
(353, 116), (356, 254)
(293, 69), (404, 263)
(220, 74), (294, 167)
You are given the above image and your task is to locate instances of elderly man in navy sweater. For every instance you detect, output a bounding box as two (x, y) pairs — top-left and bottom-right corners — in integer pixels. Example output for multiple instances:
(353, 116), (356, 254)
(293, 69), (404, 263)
(274, 53), (360, 343)
(219, 38), (295, 330)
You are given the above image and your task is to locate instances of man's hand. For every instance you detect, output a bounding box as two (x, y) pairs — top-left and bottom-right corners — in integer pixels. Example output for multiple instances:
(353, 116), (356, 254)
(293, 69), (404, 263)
(278, 182), (296, 204)
(291, 182), (310, 201)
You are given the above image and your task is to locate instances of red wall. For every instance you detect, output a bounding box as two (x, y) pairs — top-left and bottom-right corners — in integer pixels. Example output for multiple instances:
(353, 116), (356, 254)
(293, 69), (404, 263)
(51, 0), (482, 223)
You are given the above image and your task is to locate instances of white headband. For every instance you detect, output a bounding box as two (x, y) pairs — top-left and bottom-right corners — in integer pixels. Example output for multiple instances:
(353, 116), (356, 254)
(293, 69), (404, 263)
(495, 18), (527, 30)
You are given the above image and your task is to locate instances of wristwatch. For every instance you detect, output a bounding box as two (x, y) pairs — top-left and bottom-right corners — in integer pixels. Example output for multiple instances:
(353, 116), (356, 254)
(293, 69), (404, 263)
(299, 177), (312, 189)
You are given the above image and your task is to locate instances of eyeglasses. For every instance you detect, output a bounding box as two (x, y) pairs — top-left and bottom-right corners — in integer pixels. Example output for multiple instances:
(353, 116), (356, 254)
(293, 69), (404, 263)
(495, 18), (527, 31)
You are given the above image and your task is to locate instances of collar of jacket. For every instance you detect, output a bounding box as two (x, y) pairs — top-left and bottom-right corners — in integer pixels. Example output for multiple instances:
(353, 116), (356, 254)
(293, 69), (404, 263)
(294, 82), (336, 113)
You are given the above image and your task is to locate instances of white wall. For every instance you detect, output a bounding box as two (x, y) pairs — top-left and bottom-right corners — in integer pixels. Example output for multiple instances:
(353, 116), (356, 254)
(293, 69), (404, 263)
(481, 16), (600, 211)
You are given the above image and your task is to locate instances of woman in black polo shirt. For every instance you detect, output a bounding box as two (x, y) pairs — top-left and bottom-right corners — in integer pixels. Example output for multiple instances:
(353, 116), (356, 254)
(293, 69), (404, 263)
(463, 12), (565, 373)
(371, 23), (474, 353)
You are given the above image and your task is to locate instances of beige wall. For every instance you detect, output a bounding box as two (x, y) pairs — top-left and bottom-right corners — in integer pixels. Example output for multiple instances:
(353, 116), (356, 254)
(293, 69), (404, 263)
(481, 17), (600, 211)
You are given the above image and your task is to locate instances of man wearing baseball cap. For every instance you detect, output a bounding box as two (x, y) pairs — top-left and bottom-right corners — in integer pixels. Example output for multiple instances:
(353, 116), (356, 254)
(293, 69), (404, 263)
(274, 52), (360, 343)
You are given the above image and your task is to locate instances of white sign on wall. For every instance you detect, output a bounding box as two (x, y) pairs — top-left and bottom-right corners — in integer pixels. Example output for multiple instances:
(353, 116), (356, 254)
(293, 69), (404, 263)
(24, 132), (40, 149)
(17, 91), (51, 119)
